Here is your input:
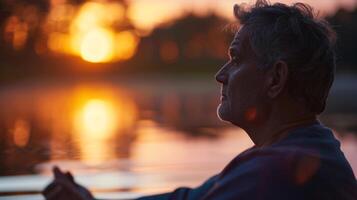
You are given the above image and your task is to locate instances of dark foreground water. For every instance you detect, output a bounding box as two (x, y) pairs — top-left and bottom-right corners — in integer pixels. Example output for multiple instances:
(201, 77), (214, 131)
(0, 76), (356, 200)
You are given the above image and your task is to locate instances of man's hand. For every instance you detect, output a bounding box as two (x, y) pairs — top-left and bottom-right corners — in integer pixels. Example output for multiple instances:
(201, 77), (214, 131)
(42, 166), (95, 200)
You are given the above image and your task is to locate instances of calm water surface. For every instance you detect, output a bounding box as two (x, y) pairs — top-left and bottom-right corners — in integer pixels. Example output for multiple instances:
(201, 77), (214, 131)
(0, 77), (356, 200)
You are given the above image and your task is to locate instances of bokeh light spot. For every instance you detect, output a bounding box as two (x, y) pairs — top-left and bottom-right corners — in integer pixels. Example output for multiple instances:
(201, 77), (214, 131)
(80, 29), (114, 63)
(12, 119), (31, 147)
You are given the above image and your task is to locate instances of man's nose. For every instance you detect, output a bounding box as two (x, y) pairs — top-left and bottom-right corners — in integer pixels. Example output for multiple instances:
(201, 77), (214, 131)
(215, 65), (228, 84)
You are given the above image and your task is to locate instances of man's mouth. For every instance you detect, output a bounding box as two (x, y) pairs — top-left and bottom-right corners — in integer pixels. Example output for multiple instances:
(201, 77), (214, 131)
(221, 87), (227, 101)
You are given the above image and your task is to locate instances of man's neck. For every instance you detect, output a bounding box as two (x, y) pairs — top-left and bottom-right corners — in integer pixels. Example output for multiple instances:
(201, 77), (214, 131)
(245, 114), (318, 148)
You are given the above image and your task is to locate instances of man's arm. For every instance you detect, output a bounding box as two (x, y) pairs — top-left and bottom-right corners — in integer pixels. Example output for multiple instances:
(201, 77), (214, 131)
(43, 167), (218, 200)
(136, 175), (218, 200)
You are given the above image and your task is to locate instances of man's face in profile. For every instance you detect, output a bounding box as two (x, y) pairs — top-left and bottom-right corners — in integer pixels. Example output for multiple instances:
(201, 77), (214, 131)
(216, 27), (268, 127)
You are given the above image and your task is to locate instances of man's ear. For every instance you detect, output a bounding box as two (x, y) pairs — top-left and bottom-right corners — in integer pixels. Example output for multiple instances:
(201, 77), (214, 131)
(266, 61), (289, 98)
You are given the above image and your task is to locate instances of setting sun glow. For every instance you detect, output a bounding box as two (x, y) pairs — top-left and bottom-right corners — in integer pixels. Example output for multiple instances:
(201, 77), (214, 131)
(47, 1), (139, 63)
(80, 29), (114, 63)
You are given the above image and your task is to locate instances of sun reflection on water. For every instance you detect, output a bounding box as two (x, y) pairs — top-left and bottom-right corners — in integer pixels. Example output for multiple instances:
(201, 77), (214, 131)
(71, 87), (137, 165)
(75, 99), (118, 138)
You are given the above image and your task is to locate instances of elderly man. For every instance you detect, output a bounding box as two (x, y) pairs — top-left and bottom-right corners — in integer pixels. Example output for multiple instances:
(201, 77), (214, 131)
(43, 0), (357, 199)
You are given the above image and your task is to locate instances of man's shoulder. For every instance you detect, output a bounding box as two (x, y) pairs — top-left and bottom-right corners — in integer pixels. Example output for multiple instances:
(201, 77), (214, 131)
(212, 146), (356, 200)
(227, 123), (353, 179)
(210, 146), (312, 200)
(218, 123), (356, 197)
(219, 146), (306, 185)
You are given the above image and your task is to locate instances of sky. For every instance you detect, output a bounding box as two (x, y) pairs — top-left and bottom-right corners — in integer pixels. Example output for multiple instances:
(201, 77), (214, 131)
(126, 0), (357, 30)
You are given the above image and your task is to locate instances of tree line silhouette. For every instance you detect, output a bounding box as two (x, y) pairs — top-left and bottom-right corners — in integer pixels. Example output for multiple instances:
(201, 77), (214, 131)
(0, 1), (356, 83)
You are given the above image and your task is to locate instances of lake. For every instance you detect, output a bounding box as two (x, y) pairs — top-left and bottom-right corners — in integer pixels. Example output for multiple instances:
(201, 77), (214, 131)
(0, 75), (356, 200)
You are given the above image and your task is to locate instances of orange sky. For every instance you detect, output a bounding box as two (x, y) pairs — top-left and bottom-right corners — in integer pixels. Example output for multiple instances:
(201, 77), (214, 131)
(127, 0), (357, 31)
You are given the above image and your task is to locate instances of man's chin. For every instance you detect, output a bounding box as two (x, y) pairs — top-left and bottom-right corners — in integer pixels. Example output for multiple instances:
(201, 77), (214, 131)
(217, 104), (231, 122)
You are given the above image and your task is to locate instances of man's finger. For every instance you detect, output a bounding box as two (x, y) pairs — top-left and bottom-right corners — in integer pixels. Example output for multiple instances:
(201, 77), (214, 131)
(65, 171), (75, 183)
(53, 166), (65, 179)
(53, 166), (73, 183)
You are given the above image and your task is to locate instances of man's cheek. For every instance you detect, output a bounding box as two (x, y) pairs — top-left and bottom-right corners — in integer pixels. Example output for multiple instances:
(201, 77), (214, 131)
(244, 107), (257, 121)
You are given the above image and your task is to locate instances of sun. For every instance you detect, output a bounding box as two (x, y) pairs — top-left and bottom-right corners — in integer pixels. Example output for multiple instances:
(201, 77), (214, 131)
(80, 28), (114, 63)
(46, 1), (140, 63)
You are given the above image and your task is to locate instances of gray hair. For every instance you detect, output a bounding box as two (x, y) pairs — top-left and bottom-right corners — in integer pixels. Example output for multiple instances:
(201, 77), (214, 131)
(234, 0), (336, 114)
